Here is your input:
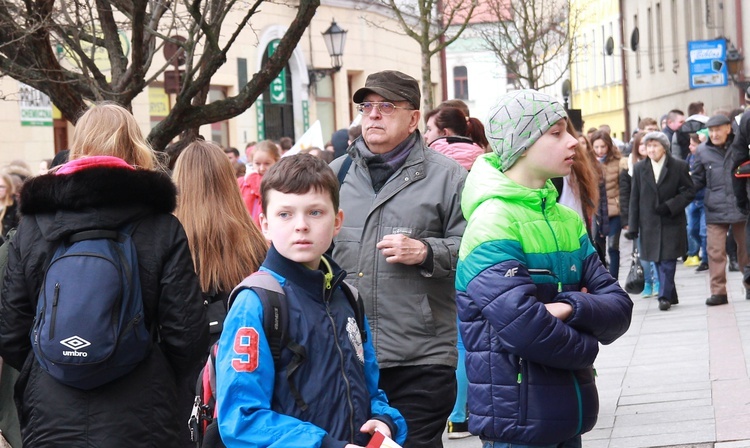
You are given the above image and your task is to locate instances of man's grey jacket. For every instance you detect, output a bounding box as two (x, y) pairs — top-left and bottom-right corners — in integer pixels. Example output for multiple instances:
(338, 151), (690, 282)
(330, 135), (467, 369)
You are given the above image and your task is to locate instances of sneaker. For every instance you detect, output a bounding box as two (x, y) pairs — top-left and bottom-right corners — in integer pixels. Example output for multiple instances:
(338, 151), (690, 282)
(705, 294), (729, 306)
(447, 421), (471, 439)
(653, 280), (660, 296)
(641, 283), (653, 298)
(696, 262), (709, 272)
(683, 255), (701, 267)
(729, 259), (740, 272)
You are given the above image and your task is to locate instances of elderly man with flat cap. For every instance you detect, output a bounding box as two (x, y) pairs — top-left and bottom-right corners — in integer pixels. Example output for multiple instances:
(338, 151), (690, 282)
(330, 70), (467, 448)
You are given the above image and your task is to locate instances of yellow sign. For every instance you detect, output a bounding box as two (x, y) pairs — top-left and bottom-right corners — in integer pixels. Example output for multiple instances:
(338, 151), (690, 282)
(149, 87), (170, 117)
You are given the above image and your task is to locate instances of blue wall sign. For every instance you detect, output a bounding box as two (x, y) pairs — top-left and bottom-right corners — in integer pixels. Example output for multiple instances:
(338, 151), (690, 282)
(688, 39), (728, 89)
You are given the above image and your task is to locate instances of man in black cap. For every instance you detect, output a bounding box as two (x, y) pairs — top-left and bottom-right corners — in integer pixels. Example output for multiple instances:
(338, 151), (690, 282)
(330, 70), (467, 447)
(693, 114), (749, 305)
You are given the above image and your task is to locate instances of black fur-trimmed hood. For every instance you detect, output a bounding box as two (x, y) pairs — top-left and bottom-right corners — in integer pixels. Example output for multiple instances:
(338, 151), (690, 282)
(21, 166), (176, 215)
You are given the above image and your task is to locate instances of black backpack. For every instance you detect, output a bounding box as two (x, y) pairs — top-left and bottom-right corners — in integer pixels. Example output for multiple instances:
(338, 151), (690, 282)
(188, 271), (366, 448)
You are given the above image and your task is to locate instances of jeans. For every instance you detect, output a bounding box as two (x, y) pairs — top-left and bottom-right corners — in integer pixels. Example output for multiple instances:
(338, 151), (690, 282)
(637, 237), (659, 285)
(607, 215), (622, 279)
(686, 199), (706, 258)
(481, 436), (582, 448)
(655, 259), (677, 299)
(449, 318), (468, 423)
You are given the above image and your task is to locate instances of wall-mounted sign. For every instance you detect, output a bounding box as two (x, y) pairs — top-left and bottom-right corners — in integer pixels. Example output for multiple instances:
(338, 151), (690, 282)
(687, 39), (729, 89)
(268, 40), (287, 104)
(256, 98), (265, 141)
(18, 83), (52, 126)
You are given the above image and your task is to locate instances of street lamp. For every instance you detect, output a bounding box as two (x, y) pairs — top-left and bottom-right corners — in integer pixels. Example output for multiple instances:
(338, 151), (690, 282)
(308, 19), (348, 85)
(726, 43), (750, 93)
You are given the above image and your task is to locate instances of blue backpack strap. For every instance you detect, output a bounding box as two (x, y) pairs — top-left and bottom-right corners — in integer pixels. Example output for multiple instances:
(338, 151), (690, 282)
(337, 155), (353, 188)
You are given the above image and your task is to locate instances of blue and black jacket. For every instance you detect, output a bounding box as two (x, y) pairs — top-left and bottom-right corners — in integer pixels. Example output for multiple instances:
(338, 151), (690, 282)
(216, 245), (406, 447)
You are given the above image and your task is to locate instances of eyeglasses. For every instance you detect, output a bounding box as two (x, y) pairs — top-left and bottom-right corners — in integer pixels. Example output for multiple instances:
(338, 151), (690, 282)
(356, 102), (413, 116)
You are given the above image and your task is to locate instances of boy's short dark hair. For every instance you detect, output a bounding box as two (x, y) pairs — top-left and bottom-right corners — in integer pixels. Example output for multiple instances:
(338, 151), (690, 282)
(261, 153), (339, 214)
(224, 147), (240, 158)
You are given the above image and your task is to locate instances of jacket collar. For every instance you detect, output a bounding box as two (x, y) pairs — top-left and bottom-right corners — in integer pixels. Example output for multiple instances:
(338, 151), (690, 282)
(462, 153), (559, 220)
(262, 245), (347, 302)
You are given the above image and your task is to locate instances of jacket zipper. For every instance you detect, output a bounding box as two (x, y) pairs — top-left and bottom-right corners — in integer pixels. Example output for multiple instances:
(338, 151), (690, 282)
(322, 266), (356, 441)
(571, 371), (583, 434)
(518, 357), (528, 425)
(540, 197), (562, 292)
(49, 283), (60, 340)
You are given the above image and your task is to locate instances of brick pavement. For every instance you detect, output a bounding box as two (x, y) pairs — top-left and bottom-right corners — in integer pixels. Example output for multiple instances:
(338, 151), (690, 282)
(444, 250), (750, 448)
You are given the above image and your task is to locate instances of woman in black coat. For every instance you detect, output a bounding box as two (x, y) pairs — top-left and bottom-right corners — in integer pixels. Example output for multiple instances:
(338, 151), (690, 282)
(0, 103), (208, 447)
(627, 132), (695, 311)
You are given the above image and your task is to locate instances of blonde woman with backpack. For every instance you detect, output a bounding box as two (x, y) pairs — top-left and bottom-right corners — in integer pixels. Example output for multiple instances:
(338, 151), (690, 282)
(0, 102), (208, 447)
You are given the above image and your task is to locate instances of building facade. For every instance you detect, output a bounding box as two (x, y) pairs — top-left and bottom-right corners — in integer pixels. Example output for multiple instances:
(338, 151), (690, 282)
(570, 0), (626, 140)
(621, 0), (746, 134)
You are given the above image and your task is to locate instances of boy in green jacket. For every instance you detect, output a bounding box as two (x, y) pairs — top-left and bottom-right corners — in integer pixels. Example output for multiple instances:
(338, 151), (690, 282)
(456, 90), (633, 447)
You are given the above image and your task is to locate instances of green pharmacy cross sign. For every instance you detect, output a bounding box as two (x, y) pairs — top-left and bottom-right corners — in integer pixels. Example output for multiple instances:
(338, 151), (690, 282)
(268, 40), (287, 104)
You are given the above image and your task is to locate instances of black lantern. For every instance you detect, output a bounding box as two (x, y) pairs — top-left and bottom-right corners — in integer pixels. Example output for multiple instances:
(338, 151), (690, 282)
(727, 45), (744, 80)
(725, 43), (750, 94)
(308, 19), (348, 85)
(322, 20), (347, 71)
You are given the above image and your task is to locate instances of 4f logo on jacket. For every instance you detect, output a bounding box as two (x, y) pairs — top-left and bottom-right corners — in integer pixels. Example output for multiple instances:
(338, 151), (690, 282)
(504, 267), (518, 277)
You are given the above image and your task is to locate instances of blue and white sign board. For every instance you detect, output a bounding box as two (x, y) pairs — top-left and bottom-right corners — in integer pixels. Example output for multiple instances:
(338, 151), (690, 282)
(688, 39), (728, 89)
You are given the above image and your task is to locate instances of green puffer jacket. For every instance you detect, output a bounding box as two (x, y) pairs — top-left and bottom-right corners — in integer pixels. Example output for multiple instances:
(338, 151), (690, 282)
(456, 153), (632, 445)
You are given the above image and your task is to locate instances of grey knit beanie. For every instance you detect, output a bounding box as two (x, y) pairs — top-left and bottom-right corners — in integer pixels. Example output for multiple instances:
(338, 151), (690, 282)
(485, 89), (567, 172)
(642, 131), (670, 151)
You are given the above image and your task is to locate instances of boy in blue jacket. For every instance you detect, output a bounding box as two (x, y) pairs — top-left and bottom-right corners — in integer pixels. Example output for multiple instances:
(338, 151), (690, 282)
(216, 154), (406, 447)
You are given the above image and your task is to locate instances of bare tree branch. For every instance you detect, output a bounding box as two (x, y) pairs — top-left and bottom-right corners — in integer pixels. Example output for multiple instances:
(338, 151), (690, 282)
(478, 0), (584, 91)
(0, 0), (320, 156)
(358, 0), (477, 111)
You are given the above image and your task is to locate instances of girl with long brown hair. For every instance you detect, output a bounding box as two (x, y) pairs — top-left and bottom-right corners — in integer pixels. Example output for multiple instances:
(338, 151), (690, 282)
(173, 140), (268, 320)
(172, 140), (268, 448)
(591, 130), (623, 279)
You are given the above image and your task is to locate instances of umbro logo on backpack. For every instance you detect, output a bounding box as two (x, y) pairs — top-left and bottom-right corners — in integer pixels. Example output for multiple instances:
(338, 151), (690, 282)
(60, 336), (91, 357)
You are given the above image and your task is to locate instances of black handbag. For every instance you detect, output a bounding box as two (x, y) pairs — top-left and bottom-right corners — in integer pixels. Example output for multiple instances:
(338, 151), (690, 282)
(624, 248), (645, 294)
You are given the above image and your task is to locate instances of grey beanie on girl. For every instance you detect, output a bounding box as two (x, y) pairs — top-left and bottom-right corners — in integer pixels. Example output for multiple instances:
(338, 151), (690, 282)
(486, 89), (567, 172)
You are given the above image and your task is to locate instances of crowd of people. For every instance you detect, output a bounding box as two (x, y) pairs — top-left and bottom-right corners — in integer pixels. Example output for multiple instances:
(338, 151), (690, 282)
(2, 68), (749, 448)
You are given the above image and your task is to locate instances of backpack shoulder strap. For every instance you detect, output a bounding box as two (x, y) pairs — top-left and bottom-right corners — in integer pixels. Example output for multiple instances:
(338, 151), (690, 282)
(229, 271), (309, 410)
(226, 272), (290, 363)
(337, 156), (353, 189)
(253, 286), (287, 363)
(227, 271), (284, 311)
(341, 281), (367, 343)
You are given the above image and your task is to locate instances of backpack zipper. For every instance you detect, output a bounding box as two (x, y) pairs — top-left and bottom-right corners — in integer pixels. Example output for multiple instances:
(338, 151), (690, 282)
(49, 283), (60, 340)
